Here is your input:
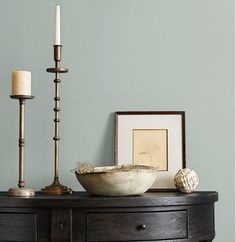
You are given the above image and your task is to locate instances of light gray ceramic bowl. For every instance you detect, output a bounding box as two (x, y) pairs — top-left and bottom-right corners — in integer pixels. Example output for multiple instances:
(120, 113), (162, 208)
(75, 165), (158, 196)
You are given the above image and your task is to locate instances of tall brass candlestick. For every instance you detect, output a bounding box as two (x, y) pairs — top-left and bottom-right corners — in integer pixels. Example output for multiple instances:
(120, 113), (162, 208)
(41, 45), (72, 195)
(8, 95), (35, 197)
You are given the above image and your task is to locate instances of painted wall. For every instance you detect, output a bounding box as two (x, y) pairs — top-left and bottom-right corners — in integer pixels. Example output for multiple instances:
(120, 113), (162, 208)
(0, 1), (234, 241)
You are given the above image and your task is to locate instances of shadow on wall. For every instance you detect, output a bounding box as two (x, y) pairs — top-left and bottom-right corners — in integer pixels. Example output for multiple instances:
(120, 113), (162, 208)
(75, 112), (115, 169)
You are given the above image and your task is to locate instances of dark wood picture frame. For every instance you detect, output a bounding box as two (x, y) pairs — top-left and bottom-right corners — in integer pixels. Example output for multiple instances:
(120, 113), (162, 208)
(115, 111), (186, 191)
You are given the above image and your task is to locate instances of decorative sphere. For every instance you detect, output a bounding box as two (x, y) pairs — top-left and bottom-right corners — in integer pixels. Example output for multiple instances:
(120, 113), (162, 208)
(174, 168), (199, 193)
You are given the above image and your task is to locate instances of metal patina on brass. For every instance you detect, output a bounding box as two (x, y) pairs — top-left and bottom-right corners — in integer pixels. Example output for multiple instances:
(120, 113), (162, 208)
(41, 177), (72, 195)
(41, 45), (72, 195)
(8, 95), (35, 197)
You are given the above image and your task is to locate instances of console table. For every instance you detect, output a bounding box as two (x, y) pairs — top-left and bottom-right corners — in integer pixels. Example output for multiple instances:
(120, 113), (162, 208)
(0, 191), (218, 242)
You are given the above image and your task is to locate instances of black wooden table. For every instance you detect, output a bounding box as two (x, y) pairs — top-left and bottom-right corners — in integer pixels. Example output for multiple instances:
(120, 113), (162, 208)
(0, 191), (218, 242)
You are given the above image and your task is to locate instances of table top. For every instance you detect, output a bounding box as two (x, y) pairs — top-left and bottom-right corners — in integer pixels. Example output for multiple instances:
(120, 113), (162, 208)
(0, 191), (218, 208)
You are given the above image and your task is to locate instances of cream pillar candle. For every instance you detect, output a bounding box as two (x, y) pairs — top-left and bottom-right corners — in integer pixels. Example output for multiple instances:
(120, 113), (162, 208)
(54, 5), (61, 45)
(12, 71), (31, 96)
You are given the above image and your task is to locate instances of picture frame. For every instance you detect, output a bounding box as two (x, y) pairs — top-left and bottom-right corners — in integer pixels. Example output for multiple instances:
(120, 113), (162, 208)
(115, 111), (186, 190)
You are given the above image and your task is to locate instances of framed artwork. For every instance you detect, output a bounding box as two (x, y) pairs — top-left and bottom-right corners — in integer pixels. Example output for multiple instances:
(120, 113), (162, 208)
(115, 111), (186, 190)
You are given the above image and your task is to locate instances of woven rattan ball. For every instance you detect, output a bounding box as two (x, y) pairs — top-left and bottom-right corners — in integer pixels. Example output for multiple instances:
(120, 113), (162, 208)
(174, 168), (199, 193)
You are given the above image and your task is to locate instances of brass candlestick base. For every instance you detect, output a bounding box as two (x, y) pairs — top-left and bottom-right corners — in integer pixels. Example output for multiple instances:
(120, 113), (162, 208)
(8, 95), (35, 197)
(41, 45), (71, 195)
(41, 178), (72, 195)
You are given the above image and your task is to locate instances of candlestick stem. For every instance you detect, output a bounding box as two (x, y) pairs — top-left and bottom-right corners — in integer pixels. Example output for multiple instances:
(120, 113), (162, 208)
(8, 95), (35, 197)
(41, 45), (71, 195)
(19, 99), (25, 188)
(54, 48), (60, 179)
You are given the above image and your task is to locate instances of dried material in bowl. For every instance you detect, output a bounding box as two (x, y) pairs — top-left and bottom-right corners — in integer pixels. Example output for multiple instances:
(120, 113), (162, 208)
(75, 165), (158, 196)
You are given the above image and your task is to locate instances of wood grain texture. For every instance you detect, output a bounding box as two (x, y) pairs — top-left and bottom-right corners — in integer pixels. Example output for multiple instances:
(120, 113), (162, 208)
(87, 211), (187, 241)
(51, 208), (72, 242)
(73, 209), (86, 242)
(36, 209), (51, 242)
(188, 204), (215, 240)
(0, 191), (218, 242)
(0, 191), (218, 208)
(0, 212), (36, 241)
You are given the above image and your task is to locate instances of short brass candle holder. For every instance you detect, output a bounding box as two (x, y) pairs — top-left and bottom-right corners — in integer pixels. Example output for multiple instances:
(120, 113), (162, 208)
(41, 45), (72, 195)
(8, 95), (35, 197)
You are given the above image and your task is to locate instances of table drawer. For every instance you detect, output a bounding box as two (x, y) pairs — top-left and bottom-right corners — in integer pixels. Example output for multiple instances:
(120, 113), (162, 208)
(87, 210), (187, 241)
(0, 213), (36, 241)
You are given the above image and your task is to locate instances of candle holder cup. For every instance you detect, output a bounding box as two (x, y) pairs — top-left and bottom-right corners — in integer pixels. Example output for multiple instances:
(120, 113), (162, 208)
(8, 95), (35, 197)
(41, 45), (72, 195)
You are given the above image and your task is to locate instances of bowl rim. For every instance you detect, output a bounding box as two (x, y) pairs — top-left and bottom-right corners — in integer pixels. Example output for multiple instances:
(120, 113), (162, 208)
(75, 164), (158, 175)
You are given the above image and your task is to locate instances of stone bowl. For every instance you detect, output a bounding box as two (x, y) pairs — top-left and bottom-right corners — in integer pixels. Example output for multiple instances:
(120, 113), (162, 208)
(75, 165), (158, 196)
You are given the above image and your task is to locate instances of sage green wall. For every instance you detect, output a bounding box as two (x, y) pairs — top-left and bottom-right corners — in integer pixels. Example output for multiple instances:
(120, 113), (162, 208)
(0, 0), (234, 241)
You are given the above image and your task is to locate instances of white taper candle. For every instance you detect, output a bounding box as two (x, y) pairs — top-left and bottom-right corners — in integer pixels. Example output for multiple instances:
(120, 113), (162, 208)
(55, 5), (61, 45)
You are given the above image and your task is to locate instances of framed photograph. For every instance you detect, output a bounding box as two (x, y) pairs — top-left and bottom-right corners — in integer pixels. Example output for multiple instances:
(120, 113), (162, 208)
(115, 111), (186, 190)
